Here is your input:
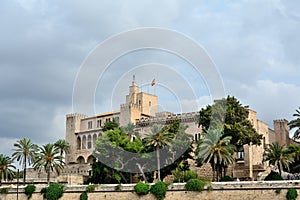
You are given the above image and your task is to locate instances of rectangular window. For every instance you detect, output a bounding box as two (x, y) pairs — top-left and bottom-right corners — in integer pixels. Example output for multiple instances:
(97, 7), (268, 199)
(237, 151), (244, 159)
(97, 120), (101, 127)
(88, 121), (93, 129)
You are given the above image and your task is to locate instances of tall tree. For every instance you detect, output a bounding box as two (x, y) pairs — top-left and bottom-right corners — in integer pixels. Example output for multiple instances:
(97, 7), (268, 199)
(54, 139), (70, 164)
(199, 96), (262, 147)
(0, 154), (15, 185)
(263, 142), (294, 175)
(288, 108), (300, 140)
(285, 144), (300, 173)
(197, 129), (236, 181)
(145, 125), (175, 181)
(12, 138), (38, 183)
(33, 143), (64, 184)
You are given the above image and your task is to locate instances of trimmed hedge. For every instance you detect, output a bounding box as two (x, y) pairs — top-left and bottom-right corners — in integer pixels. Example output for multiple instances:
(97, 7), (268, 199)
(24, 184), (36, 199)
(185, 179), (205, 192)
(286, 188), (298, 200)
(134, 182), (149, 195)
(150, 181), (168, 200)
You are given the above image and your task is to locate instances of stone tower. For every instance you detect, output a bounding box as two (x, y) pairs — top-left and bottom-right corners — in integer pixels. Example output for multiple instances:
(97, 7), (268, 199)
(273, 119), (290, 147)
(119, 76), (158, 126)
(65, 113), (87, 164)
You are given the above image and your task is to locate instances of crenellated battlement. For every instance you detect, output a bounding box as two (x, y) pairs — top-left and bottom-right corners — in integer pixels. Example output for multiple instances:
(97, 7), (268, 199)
(66, 113), (87, 119)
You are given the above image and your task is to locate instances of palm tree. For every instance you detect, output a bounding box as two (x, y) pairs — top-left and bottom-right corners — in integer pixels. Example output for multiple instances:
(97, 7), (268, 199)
(33, 143), (64, 184)
(197, 129), (236, 181)
(54, 139), (70, 164)
(145, 125), (174, 181)
(12, 138), (38, 183)
(0, 154), (15, 185)
(288, 108), (300, 140)
(263, 142), (294, 175)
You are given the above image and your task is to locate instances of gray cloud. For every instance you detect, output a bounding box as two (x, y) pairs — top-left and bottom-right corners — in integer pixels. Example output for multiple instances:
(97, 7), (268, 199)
(0, 0), (299, 161)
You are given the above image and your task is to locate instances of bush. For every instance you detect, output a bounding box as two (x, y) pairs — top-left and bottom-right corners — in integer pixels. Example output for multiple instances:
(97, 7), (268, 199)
(275, 188), (281, 195)
(134, 182), (149, 195)
(185, 179), (205, 192)
(286, 188), (298, 200)
(207, 185), (213, 192)
(114, 184), (122, 191)
(80, 191), (88, 200)
(24, 184), (36, 199)
(40, 187), (47, 198)
(0, 187), (9, 194)
(45, 183), (64, 200)
(85, 185), (96, 192)
(150, 181), (168, 200)
(220, 176), (234, 182)
(264, 171), (283, 181)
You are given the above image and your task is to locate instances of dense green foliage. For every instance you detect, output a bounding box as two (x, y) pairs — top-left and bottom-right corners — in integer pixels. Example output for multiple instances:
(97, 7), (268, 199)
(150, 181), (168, 200)
(92, 120), (192, 183)
(80, 191), (88, 200)
(263, 142), (294, 175)
(102, 118), (119, 132)
(288, 108), (300, 140)
(24, 184), (36, 199)
(285, 144), (300, 173)
(286, 188), (298, 200)
(198, 96), (262, 146)
(0, 187), (9, 194)
(44, 183), (64, 200)
(185, 179), (205, 192)
(220, 176), (234, 182)
(264, 171), (283, 181)
(134, 182), (149, 195)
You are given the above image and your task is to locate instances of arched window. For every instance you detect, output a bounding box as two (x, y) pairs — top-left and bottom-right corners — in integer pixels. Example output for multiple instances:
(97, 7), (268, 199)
(77, 136), (81, 150)
(76, 156), (85, 164)
(82, 135), (87, 149)
(87, 155), (95, 163)
(87, 135), (92, 149)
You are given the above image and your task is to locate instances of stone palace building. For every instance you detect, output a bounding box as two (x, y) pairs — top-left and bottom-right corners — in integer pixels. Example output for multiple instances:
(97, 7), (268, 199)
(62, 77), (296, 181)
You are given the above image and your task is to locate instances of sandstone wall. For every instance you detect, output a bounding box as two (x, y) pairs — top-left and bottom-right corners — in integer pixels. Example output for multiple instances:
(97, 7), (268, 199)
(1, 181), (300, 200)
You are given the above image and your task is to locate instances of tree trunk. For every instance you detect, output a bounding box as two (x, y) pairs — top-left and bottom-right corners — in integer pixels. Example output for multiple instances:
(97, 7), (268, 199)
(212, 164), (215, 182)
(47, 169), (50, 184)
(23, 155), (26, 184)
(156, 146), (161, 181)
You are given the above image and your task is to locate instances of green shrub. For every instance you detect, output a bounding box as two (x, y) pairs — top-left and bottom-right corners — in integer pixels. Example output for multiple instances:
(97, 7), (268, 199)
(114, 184), (122, 191)
(80, 191), (88, 200)
(275, 188), (281, 195)
(25, 184), (36, 199)
(286, 188), (298, 200)
(185, 179), (205, 192)
(134, 182), (149, 195)
(220, 176), (234, 182)
(207, 185), (213, 192)
(150, 181), (168, 200)
(0, 187), (9, 194)
(40, 187), (47, 198)
(85, 185), (96, 193)
(264, 171), (283, 181)
(45, 183), (64, 200)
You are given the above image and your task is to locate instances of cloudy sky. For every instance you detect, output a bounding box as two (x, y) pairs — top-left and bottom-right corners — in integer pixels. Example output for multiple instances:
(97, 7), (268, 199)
(1, 0), (300, 162)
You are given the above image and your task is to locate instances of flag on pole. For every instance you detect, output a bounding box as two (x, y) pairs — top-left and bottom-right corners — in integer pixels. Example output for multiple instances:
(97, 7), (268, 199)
(151, 79), (155, 86)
